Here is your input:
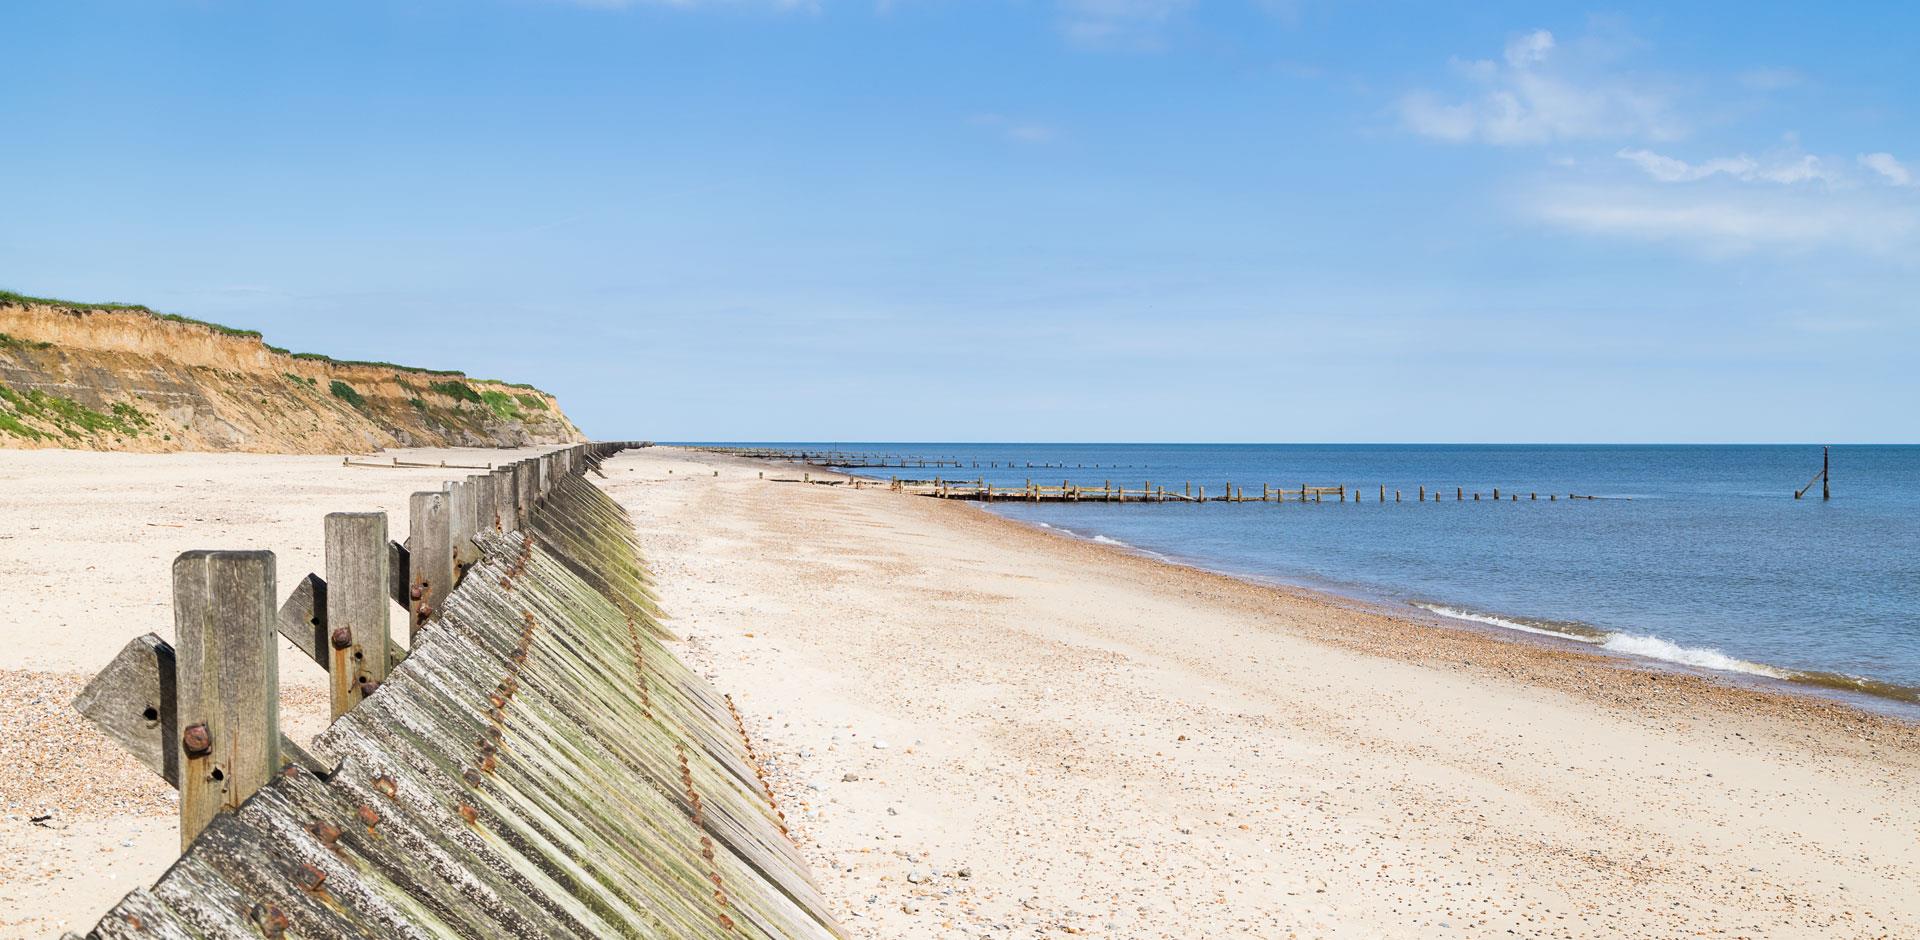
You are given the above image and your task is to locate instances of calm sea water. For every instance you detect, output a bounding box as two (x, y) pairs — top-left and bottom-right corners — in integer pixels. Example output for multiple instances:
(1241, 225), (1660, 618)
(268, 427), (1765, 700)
(702, 443), (1920, 707)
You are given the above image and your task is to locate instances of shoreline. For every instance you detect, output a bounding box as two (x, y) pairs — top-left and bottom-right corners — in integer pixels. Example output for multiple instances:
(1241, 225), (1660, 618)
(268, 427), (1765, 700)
(983, 502), (1920, 719)
(616, 446), (1920, 937)
(942, 486), (1920, 745)
(827, 464), (1920, 720)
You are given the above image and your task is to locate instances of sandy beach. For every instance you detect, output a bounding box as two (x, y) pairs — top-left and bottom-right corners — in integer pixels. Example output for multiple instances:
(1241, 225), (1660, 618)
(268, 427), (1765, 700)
(4, 444), (1918, 938)
(605, 447), (1919, 939)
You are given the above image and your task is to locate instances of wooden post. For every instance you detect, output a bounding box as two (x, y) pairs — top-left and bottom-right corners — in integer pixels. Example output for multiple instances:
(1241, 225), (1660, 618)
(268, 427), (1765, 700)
(1493, 488), (1500, 501)
(1395, 489), (1401, 502)
(515, 461), (537, 518)
(1380, 484), (1385, 503)
(491, 468), (517, 532)
(1419, 485), (1425, 502)
(470, 474), (495, 541)
(408, 491), (452, 644)
(444, 480), (475, 577)
(1185, 482), (1191, 499)
(171, 550), (278, 849)
(1823, 446), (1831, 500)
(324, 512), (389, 719)
(1263, 483), (1270, 501)
(1457, 487), (1463, 501)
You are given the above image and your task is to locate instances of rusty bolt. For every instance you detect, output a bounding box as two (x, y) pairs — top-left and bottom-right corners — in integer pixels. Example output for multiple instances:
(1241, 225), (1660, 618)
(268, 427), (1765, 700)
(250, 903), (289, 938)
(371, 775), (398, 799)
(356, 804), (381, 829)
(329, 626), (354, 650)
(462, 767), (484, 787)
(181, 723), (212, 757)
(409, 583), (426, 601)
(299, 862), (328, 891)
(415, 602), (434, 619)
(308, 820), (343, 846)
(458, 803), (478, 825)
(355, 677), (381, 697)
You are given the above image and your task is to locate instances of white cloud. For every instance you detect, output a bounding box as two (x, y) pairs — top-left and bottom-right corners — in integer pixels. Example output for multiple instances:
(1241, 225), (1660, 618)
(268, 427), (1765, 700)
(1504, 29), (1555, 68)
(1400, 28), (1684, 146)
(1057, 0), (1191, 51)
(1528, 184), (1916, 255)
(1616, 148), (1837, 185)
(1860, 152), (1914, 187)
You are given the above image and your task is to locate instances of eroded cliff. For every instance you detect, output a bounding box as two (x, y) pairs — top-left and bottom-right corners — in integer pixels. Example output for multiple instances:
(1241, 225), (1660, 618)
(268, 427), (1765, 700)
(0, 294), (585, 453)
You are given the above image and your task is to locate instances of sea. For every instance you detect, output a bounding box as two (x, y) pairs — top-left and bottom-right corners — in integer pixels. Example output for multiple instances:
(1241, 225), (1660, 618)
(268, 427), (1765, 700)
(692, 443), (1920, 711)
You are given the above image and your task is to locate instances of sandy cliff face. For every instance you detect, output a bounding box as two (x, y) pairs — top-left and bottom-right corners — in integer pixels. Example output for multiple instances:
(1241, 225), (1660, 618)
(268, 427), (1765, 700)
(0, 300), (586, 453)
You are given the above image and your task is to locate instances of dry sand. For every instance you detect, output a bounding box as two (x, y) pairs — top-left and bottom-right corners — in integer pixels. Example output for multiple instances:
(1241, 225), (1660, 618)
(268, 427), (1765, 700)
(0, 445), (562, 938)
(603, 447), (1920, 940)
(4, 444), (1917, 939)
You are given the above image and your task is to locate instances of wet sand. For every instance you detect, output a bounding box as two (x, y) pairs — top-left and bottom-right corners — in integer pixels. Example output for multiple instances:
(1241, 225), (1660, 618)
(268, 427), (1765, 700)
(606, 446), (1920, 939)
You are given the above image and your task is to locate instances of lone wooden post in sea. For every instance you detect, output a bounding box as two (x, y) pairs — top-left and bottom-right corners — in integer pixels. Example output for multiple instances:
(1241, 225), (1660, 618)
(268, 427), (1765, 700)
(1824, 445), (1831, 500)
(171, 549), (278, 849)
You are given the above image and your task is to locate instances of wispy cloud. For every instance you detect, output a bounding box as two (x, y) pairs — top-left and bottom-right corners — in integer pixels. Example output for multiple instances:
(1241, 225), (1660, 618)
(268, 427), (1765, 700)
(1399, 27), (1684, 145)
(1860, 152), (1914, 187)
(1616, 148), (1836, 185)
(1527, 184), (1916, 255)
(1056, 0), (1191, 51)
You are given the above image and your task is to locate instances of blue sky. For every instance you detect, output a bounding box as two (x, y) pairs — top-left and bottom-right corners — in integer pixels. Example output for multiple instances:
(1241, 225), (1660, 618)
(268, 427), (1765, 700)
(3, 1), (1915, 443)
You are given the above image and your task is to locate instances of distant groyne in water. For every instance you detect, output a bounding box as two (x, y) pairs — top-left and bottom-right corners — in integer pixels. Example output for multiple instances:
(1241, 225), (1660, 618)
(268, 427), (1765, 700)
(72, 442), (844, 938)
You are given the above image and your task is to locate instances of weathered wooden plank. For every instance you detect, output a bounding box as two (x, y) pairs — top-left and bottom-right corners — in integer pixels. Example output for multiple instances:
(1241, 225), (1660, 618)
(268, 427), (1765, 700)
(470, 472), (496, 543)
(74, 634), (178, 788)
(520, 459), (540, 511)
(172, 550), (280, 849)
(326, 512), (390, 719)
(275, 571), (327, 667)
(85, 887), (202, 940)
(445, 479), (477, 575)
(408, 491), (452, 645)
(491, 467), (518, 533)
(388, 539), (410, 608)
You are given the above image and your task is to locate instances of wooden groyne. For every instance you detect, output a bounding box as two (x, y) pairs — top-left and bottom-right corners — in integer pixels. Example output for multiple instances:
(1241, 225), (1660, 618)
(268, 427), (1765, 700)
(694, 447), (1137, 470)
(70, 442), (841, 939)
(890, 478), (1612, 504)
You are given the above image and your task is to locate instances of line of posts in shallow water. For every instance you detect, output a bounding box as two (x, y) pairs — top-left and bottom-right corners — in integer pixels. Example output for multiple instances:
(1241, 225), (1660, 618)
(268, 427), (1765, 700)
(885, 478), (1614, 504)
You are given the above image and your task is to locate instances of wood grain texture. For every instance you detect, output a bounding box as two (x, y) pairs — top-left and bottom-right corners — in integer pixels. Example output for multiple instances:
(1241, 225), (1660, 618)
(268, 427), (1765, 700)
(171, 549), (279, 849)
(407, 491), (452, 644)
(326, 512), (390, 718)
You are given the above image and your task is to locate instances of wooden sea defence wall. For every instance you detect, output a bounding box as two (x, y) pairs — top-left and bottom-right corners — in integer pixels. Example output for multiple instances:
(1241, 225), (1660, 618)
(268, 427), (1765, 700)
(71, 443), (843, 939)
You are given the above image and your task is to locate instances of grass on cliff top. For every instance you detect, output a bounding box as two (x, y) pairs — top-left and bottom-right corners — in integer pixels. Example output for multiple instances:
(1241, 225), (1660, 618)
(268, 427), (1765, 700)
(3, 288), (554, 393)
(0, 290), (265, 339)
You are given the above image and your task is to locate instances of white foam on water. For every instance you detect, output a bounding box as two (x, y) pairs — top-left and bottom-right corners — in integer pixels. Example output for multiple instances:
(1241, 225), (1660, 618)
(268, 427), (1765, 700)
(1599, 633), (1789, 679)
(1414, 603), (1601, 644)
(1416, 603), (1789, 679)
(1090, 535), (1129, 547)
